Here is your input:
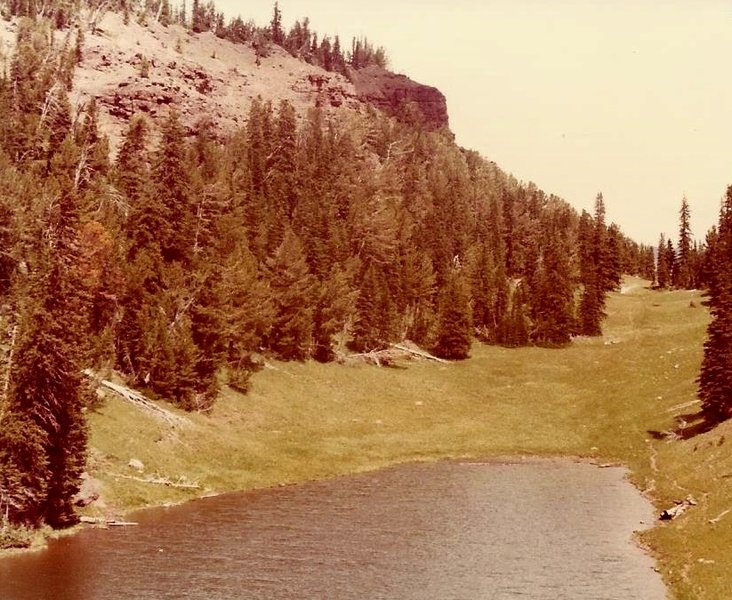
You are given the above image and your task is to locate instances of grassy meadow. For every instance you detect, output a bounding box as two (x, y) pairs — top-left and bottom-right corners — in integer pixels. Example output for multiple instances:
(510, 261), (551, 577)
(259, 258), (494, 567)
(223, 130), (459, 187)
(86, 277), (729, 599)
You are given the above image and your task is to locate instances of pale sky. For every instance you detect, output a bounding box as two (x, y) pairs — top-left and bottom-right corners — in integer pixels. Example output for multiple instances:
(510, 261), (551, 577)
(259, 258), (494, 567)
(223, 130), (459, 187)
(216, 0), (732, 245)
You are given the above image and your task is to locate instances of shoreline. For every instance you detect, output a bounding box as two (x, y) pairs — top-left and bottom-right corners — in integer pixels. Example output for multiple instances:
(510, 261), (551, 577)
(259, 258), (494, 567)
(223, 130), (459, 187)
(1, 452), (661, 559)
(1, 284), (721, 597)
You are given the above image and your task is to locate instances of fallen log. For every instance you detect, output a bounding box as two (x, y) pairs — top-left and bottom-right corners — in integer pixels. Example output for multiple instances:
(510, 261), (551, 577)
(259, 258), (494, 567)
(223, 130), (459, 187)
(390, 344), (450, 364)
(79, 516), (138, 527)
(660, 496), (697, 521)
(111, 472), (201, 490)
(343, 349), (396, 367)
(83, 370), (190, 427)
(709, 509), (730, 525)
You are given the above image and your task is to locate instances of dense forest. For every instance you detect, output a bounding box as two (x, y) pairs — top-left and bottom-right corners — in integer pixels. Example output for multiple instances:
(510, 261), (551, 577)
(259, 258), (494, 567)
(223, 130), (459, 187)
(1, 0), (722, 541)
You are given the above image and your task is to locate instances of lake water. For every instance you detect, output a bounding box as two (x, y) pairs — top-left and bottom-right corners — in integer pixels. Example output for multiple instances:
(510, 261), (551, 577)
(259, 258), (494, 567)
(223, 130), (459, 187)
(0, 460), (667, 599)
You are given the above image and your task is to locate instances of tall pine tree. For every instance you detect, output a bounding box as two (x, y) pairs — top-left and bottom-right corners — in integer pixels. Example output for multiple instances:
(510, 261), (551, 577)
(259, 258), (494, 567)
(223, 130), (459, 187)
(674, 196), (693, 289)
(698, 186), (732, 423)
(433, 264), (472, 359)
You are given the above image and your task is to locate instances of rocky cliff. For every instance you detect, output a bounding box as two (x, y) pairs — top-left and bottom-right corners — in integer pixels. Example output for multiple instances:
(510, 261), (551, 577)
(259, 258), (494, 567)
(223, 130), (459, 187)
(350, 65), (449, 130)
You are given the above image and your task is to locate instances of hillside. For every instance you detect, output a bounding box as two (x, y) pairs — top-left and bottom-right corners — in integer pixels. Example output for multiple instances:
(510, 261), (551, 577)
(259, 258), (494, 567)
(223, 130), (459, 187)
(0, 10), (447, 150)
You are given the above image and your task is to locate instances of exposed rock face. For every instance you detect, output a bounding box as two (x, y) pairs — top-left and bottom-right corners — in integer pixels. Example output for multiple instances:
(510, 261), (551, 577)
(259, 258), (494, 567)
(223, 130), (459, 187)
(349, 65), (449, 130)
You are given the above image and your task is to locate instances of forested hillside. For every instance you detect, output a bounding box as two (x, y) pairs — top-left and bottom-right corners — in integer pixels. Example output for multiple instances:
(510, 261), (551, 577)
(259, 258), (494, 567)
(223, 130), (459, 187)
(0, 0), (656, 533)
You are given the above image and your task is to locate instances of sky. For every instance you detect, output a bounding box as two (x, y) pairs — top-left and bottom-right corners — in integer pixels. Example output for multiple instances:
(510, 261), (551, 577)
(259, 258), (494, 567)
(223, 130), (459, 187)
(215, 0), (732, 245)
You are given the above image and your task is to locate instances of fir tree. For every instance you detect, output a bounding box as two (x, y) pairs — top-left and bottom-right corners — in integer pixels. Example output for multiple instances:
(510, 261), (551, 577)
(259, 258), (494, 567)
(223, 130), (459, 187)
(270, 2), (284, 45)
(593, 193), (616, 293)
(530, 210), (574, 346)
(191, 0), (204, 32)
(433, 265), (472, 359)
(605, 223), (623, 291)
(498, 281), (530, 347)
(312, 265), (359, 362)
(577, 208), (601, 335)
(400, 250), (437, 346)
(698, 186), (732, 423)
(0, 412), (50, 526)
(217, 239), (274, 389)
(468, 241), (507, 343)
(675, 196), (693, 289)
(268, 99), (298, 227)
(152, 109), (196, 264)
(1, 181), (92, 527)
(265, 229), (316, 360)
(656, 233), (669, 288)
(352, 261), (397, 352)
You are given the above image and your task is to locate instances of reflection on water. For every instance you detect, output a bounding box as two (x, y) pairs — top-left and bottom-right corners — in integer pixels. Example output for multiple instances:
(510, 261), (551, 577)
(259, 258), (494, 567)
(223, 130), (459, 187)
(0, 460), (667, 600)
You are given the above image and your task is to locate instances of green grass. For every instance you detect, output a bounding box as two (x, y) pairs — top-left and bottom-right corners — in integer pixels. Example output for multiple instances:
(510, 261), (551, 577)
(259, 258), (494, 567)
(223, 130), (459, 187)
(85, 277), (728, 599)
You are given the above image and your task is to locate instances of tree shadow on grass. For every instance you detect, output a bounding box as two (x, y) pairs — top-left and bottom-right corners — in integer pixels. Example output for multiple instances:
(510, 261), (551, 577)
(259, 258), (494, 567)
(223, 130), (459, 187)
(647, 410), (719, 441)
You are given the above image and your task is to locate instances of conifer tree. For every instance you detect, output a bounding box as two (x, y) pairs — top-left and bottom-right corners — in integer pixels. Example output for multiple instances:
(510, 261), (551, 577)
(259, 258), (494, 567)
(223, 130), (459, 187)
(468, 241), (507, 343)
(216, 238), (274, 389)
(433, 265), (472, 359)
(605, 223), (623, 291)
(698, 186), (732, 423)
(577, 209), (600, 335)
(530, 211), (574, 346)
(191, 0), (204, 32)
(243, 97), (274, 256)
(265, 229), (316, 360)
(656, 233), (669, 288)
(188, 269), (227, 410)
(499, 282), (530, 347)
(77, 98), (110, 187)
(115, 116), (150, 205)
(400, 250), (437, 346)
(153, 109), (196, 264)
(352, 261), (397, 352)
(641, 245), (656, 282)
(593, 193), (616, 292)
(268, 99), (298, 228)
(0, 411), (50, 526)
(675, 196), (693, 289)
(7, 19), (56, 165)
(1, 177), (92, 527)
(270, 1), (284, 45)
(114, 113), (204, 409)
(312, 265), (359, 362)
(331, 36), (347, 75)
(159, 0), (172, 26)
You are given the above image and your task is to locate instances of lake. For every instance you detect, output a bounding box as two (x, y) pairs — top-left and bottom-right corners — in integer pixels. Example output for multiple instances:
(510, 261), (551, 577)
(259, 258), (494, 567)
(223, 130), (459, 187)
(0, 459), (667, 599)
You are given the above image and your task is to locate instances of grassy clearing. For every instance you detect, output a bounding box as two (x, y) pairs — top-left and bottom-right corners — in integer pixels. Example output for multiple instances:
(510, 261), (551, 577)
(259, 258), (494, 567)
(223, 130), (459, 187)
(85, 276), (727, 599)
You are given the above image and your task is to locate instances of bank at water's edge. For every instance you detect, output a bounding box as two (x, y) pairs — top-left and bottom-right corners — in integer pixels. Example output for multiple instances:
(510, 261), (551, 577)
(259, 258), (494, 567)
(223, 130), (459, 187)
(23, 278), (728, 598)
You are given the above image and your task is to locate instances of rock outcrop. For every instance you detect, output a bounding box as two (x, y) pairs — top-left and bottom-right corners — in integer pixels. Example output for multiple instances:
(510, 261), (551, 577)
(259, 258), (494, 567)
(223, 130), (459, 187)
(349, 65), (449, 130)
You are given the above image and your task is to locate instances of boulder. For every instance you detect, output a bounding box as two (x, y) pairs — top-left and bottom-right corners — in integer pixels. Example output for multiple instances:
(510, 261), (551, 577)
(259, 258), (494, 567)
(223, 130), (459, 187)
(128, 458), (145, 471)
